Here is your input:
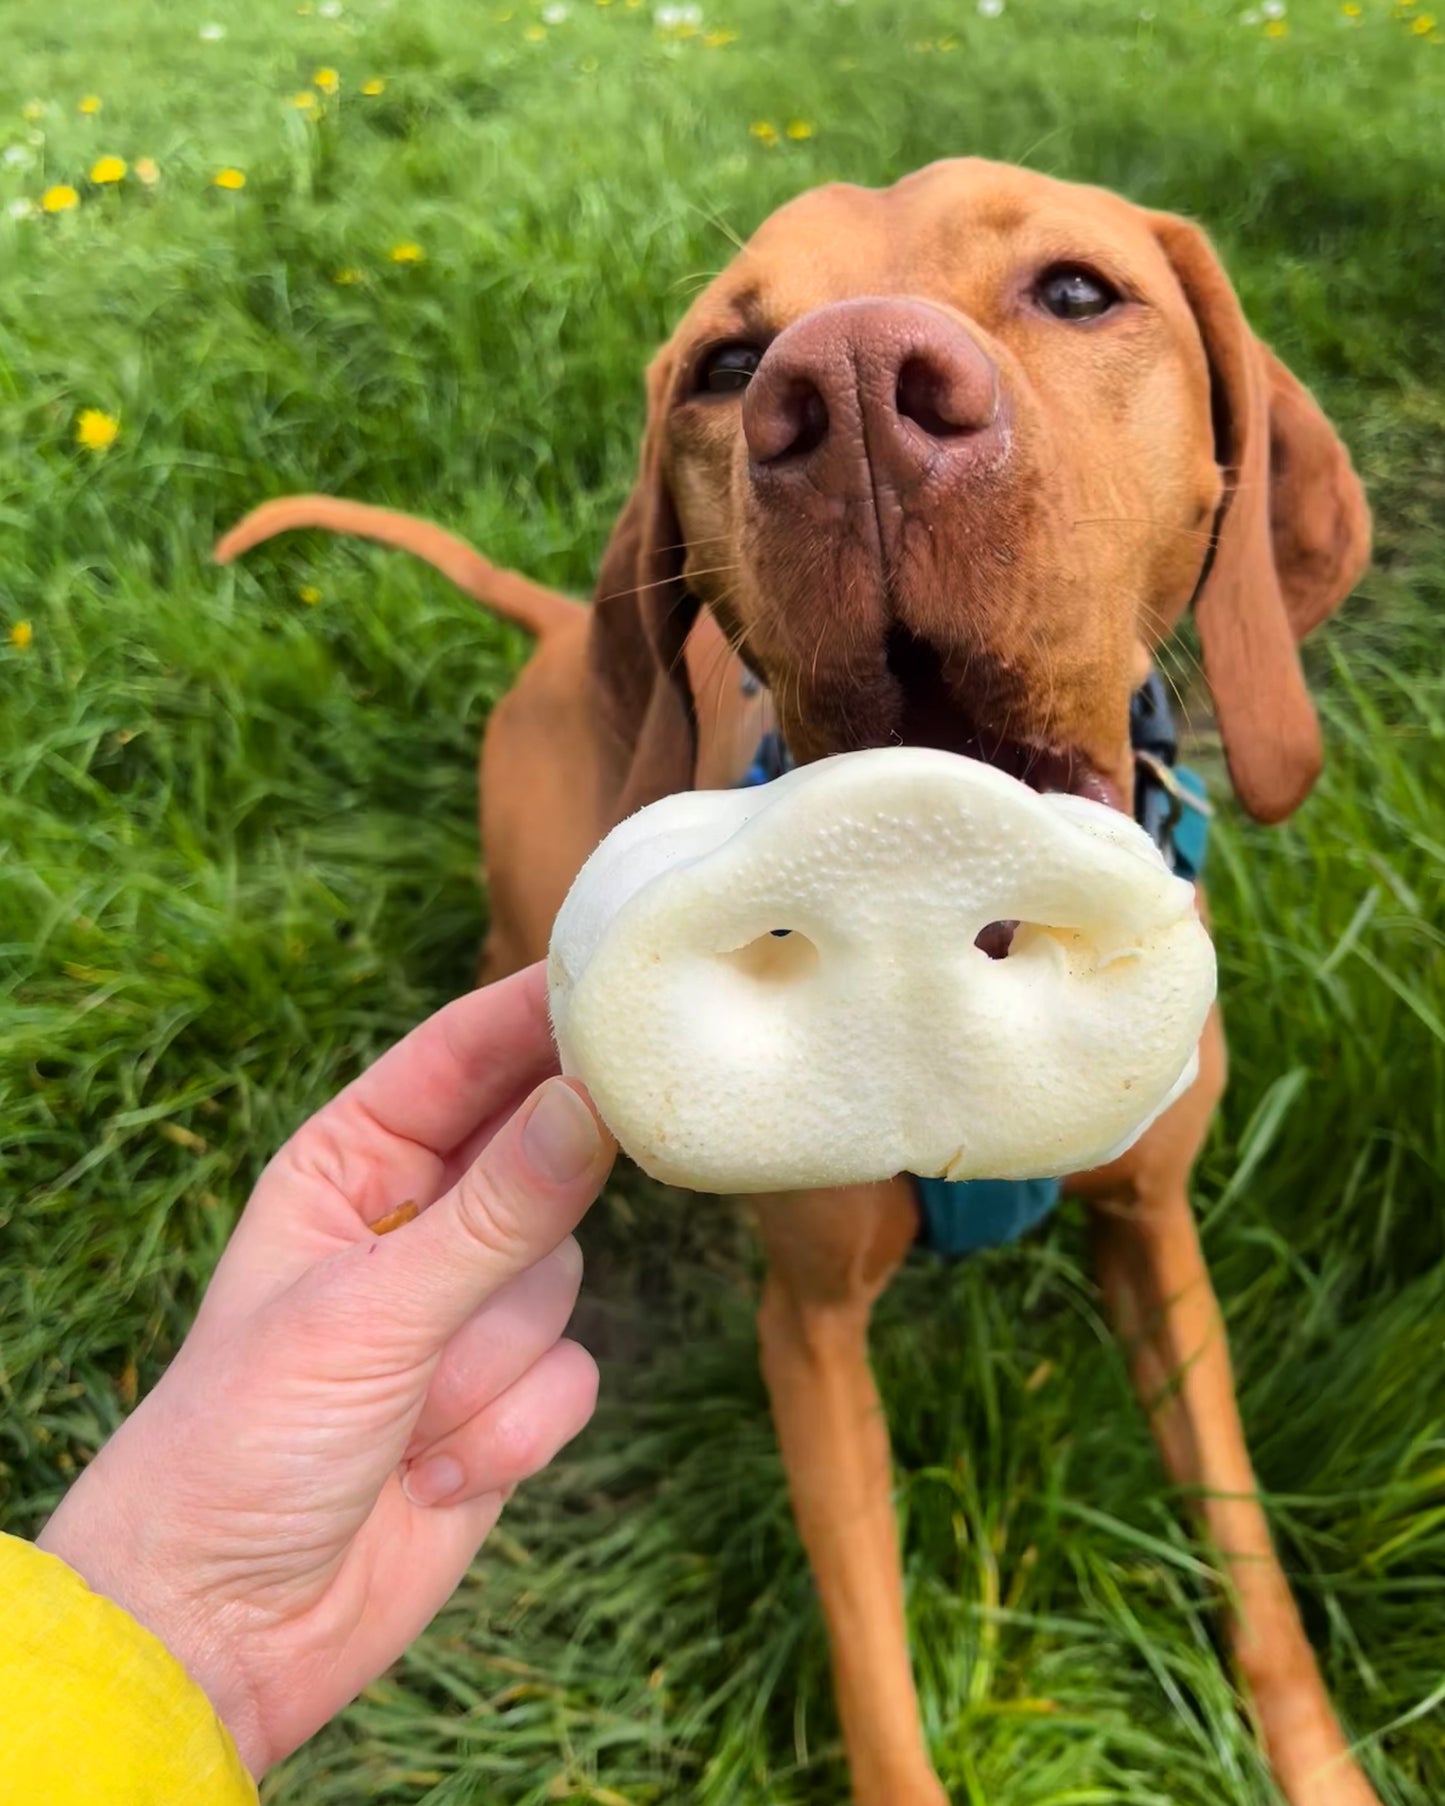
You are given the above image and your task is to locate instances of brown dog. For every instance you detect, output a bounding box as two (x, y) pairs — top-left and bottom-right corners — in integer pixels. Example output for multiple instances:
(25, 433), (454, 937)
(217, 159), (1374, 1806)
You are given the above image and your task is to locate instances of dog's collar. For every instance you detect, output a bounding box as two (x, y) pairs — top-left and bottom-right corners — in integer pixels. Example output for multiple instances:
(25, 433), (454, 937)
(737, 670), (1212, 882)
(1129, 669), (1213, 882)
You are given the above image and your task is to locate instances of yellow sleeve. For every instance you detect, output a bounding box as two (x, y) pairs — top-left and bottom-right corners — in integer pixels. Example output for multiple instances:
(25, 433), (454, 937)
(0, 1532), (257, 1805)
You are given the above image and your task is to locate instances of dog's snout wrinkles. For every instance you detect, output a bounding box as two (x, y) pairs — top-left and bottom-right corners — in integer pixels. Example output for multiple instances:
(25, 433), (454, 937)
(743, 297), (999, 490)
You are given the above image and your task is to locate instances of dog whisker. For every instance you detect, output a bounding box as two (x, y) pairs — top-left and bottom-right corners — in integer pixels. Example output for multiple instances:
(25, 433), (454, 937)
(599, 560), (742, 604)
(651, 534), (735, 556)
(1136, 602), (1208, 725)
(1070, 513), (1223, 551)
(690, 596), (752, 740)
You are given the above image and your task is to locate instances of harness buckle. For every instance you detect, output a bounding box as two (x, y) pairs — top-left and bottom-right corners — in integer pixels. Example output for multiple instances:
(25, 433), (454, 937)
(1135, 751), (1215, 820)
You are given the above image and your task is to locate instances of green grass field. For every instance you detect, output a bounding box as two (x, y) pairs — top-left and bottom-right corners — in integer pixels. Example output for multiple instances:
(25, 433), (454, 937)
(2, 0), (1443, 1799)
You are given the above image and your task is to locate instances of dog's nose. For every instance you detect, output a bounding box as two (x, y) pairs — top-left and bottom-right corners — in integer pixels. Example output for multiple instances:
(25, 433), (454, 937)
(743, 298), (1000, 488)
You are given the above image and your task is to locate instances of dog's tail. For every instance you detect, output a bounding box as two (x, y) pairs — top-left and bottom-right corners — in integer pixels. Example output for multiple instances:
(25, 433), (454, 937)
(213, 495), (585, 639)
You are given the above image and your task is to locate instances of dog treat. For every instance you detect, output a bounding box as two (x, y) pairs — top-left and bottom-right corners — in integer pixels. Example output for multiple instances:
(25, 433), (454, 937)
(547, 748), (1216, 1193)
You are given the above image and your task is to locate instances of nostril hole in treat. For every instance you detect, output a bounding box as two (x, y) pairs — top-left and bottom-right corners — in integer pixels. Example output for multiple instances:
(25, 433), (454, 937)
(975, 921), (1017, 960)
(719, 930), (820, 985)
(982, 922), (1103, 968)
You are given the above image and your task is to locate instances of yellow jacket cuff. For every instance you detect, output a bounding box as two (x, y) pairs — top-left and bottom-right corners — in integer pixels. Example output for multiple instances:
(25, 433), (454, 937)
(0, 1532), (257, 1804)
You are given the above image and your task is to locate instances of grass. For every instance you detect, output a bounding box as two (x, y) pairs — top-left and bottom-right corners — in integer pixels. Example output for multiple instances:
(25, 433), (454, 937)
(1, 0), (1443, 1799)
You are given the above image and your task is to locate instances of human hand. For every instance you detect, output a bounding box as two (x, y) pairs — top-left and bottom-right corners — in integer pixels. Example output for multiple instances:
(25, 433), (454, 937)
(39, 964), (615, 1776)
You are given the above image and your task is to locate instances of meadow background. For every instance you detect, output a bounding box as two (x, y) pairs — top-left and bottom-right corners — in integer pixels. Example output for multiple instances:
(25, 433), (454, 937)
(2, 0), (1443, 1799)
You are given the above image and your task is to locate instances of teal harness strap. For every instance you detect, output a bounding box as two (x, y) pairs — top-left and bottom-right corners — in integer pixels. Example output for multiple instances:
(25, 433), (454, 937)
(734, 672), (1212, 1261)
(911, 1174), (1064, 1260)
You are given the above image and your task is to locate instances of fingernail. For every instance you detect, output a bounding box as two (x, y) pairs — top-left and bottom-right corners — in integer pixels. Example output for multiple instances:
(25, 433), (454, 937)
(522, 1081), (601, 1184)
(402, 1453), (465, 1508)
(553, 1234), (585, 1285)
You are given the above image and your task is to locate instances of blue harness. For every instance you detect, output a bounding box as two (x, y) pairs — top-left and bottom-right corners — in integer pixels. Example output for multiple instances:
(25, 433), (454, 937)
(736, 672), (1211, 1259)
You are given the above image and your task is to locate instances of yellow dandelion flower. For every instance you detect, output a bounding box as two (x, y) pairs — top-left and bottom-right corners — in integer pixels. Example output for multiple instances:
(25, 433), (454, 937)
(90, 155), (126, 184)
(22, 101), (46, 122)
(625, 0), (642, 10)
(213, 167), (246, 190)
(1264, 17), (1287, 34)
(298, 584), (323, 605)
(135, 156), (160, 186)
(333, 266), (365, 284)
(41, 184), (80, 213)
(75, 408), (120, 452)
(596, 0), (613, 6)
(524, 22), (547, 38)
(313, 67), (341, 94)
(291, 90), (318, 110)
(297, 2), (314, 13)
(749, 119), (779, 145)
(389, 239), (424, 263)
(785, 119), (815, 140)
(704, 27), (737, 45)
(78, 95), (102, 116)
(1341, 2), (1361, 12)
(1411, 12), (1436, 30)
(361, 76), (386, 95)
(8, 621), (33, 651)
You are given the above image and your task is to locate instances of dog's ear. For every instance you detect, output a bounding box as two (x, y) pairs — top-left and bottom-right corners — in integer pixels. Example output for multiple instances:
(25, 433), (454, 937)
(589, 347), (700, 819)
(1256, 344), (1373, 640)
(1152, 214), (1371, 823)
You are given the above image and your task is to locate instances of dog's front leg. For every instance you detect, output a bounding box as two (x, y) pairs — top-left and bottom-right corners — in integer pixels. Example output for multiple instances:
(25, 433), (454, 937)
(753, 1181), (949, 1806)
(1082, 1009), (1380, 1806)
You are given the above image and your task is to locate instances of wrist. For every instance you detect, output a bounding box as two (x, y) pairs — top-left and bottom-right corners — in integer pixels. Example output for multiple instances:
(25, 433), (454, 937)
(38, 1482), (272, 1776)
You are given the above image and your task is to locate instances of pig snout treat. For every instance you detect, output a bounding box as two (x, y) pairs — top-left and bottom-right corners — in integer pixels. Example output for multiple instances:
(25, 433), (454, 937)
(547, 747), (1217, 1193)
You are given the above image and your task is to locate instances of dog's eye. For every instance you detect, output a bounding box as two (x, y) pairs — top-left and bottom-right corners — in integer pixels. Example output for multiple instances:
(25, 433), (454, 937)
(695, 343), (764, 395)
(1035, 266), (1121, 322)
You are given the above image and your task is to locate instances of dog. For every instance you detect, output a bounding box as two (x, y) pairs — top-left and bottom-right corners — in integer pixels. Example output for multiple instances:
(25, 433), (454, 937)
(217, 159), (1374, 1806)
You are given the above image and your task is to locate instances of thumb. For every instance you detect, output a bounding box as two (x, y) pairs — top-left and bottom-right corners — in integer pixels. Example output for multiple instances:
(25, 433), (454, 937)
(344, 1079), (615, 1357)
